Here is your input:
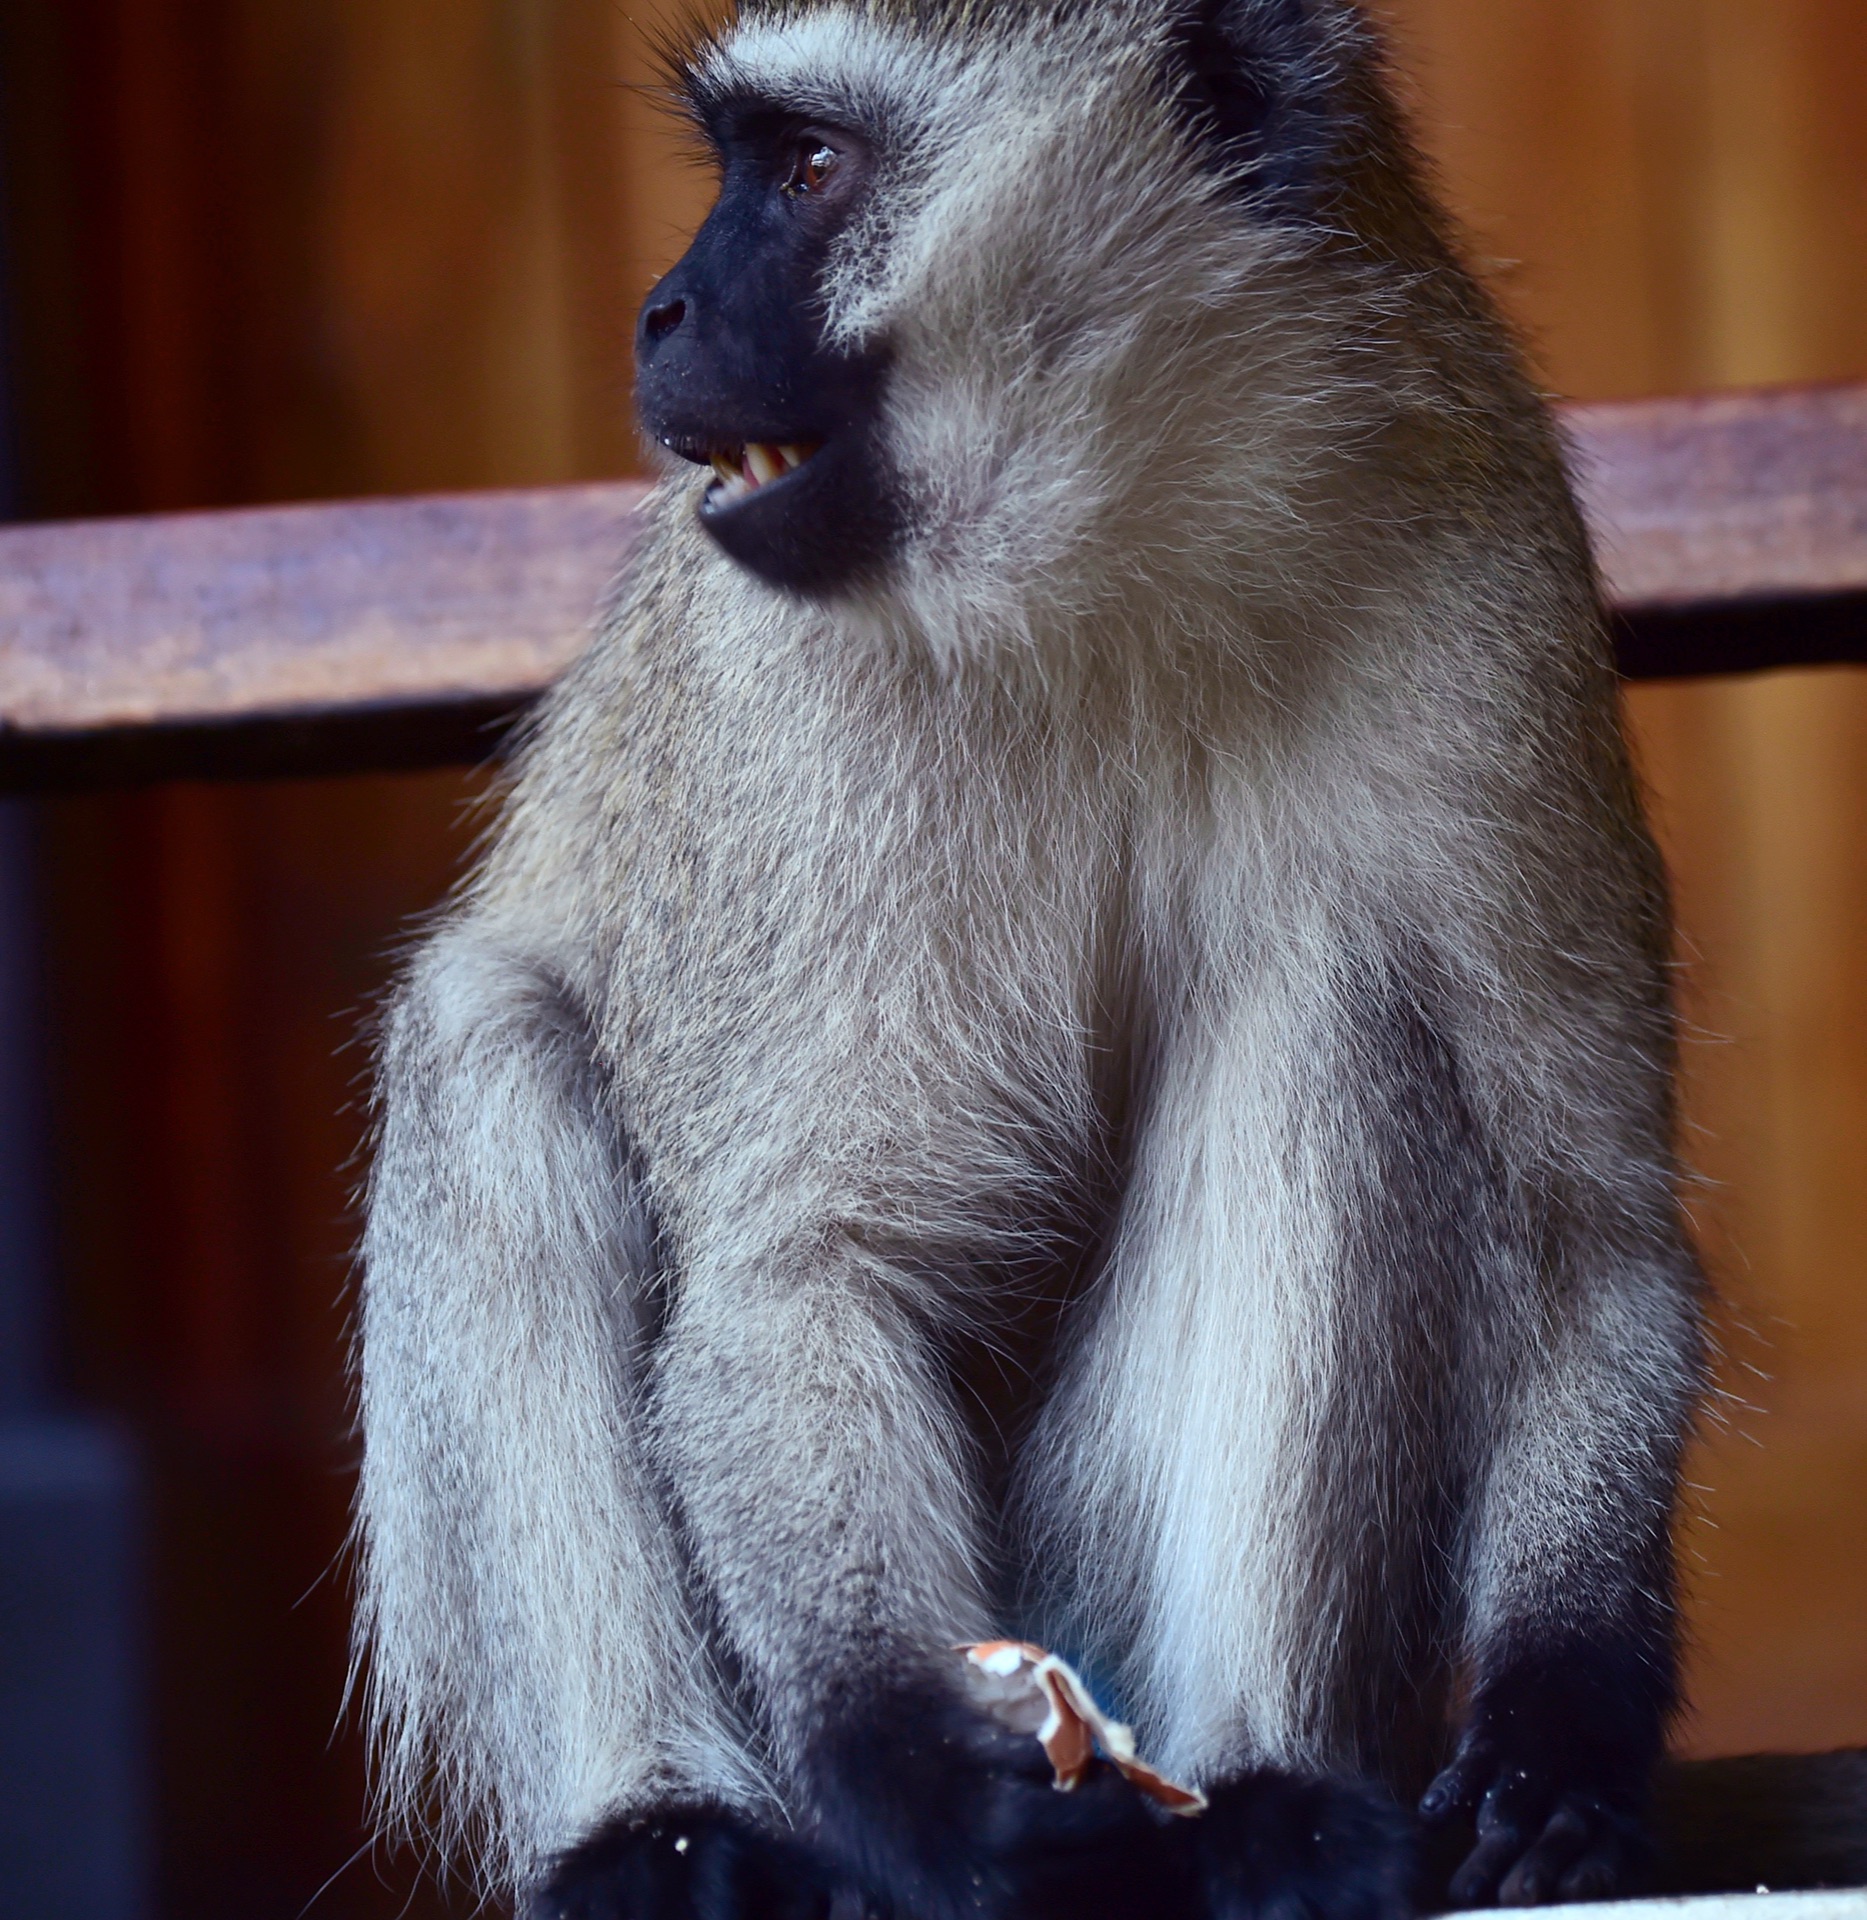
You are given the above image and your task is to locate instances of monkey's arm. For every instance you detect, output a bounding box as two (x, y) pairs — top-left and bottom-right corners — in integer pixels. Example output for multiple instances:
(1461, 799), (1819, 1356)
(647, 1222), (1199, 1920)
(356, 926), (790, 1902)
(1425, 1264), (1700, 1905)
(1423, 1027), (1704, 1906)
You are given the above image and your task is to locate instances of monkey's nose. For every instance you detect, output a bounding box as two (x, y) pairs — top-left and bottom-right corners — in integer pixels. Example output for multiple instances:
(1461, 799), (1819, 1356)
(642, 296), (687, 346)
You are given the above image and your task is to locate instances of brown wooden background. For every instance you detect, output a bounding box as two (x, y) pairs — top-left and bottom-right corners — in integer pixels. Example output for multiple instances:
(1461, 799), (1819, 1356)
(1, 2), (1862, 1916)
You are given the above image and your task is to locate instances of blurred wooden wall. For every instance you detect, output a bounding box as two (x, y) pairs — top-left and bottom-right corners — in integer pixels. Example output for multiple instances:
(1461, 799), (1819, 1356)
(3, 6), (717, 1914)
(1, 2), (1862, 1916)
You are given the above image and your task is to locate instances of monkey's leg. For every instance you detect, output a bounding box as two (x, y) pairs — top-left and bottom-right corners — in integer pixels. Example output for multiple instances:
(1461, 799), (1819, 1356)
(649, 1230), (1194, 1920)
(1021, 972), (1439, 1920)
(359, 932), (837, 1915)
(1047, 961), (1696, 1910)
(1419, 1252), (1701, 1908)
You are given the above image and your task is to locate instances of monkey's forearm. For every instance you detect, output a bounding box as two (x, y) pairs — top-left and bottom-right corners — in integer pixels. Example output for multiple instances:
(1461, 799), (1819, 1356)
(646, 1246), (1150, 1920)
(1463, 1258), (1699, 1683)
(357, 935), (758, 1879)
(648, 1242), (993, 1745)
(1428, 1258), (1702, 1904)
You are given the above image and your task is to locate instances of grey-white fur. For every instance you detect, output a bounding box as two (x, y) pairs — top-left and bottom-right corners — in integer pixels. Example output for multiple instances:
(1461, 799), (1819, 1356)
(356, 0), (1714, 1901)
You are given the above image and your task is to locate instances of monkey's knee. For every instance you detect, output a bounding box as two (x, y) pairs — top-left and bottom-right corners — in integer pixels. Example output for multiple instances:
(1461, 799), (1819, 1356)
(529, 1804), (850, 1920)
(1192, 1772), (1416, 1920)
(799, 1676), (1195, 1920)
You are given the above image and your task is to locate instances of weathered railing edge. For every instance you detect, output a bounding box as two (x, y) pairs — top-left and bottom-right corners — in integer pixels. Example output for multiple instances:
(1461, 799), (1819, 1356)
(1612, 591), (1867, 683)
(3, 385), (1864, 790)
(0, 693), (535, 792)
(8, 600), (1861, 791)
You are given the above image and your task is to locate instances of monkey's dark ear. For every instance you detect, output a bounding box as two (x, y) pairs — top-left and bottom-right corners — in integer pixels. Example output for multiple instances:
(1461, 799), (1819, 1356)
(1166, 0), (1349, 216)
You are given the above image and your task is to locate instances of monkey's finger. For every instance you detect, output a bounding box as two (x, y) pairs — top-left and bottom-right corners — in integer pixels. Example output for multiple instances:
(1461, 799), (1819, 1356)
(1495, 1801), (1593, 1906)
(1554, 1841), (1628, 1904)
(1447, 1771), (1561, 1908)
(1418, 1746), (1496, 1824)
(1446, 1823), (1532, 1910)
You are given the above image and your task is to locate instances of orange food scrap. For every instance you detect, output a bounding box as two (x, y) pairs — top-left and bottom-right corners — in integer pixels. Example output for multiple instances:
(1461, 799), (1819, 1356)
(958, 1641), (1207, 1815)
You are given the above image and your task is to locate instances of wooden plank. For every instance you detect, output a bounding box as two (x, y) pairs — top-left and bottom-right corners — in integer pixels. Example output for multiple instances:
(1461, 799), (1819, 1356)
(0, 484), (647, 785)
(1572, 386), (1867, 607)
(1, 386), (1862, 786)
(1567, 384), (1867, 679)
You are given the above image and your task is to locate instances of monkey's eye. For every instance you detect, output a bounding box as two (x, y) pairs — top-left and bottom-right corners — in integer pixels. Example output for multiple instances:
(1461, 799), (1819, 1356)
(784, 139), (841, 196)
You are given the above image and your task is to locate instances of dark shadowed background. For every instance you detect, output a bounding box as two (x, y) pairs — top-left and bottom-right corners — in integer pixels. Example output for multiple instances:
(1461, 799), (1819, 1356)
(0, 3), (1861, 1916)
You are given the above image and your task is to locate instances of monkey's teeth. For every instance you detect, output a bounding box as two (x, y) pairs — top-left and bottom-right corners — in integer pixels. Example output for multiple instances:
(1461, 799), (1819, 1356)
(707, 451), (754, 504)
(704, 441), (816, 506)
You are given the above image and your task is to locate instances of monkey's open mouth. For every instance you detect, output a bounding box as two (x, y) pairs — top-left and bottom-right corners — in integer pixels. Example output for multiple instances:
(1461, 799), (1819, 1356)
(681, 440), (821, 510)
(652, 424), (892, 594)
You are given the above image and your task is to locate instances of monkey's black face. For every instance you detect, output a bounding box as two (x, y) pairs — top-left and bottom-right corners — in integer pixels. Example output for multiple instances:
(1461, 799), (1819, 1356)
(635, 111), (897, 598)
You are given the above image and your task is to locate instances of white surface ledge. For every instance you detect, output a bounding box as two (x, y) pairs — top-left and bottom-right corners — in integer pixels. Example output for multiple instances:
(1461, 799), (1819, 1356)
(1450, 1894), (1867, 1920)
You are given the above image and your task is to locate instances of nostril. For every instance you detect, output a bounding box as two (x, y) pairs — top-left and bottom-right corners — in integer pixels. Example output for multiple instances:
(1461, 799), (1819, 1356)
(643, 297), (686, 345)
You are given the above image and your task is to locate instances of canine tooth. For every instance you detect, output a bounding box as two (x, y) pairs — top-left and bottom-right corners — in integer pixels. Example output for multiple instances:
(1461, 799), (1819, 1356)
(710, 454), (739, 485)
(777, 443), (807, 470)
(745, 444), (781, 486)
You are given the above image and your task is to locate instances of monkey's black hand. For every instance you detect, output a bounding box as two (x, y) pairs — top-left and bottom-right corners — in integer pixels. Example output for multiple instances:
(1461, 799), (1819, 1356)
(530, 1804), (855, 1920)
(1420, 1658), (1660, 1906)
(1192, 1771), (1414, 1920)
(804, 1682), (1194, 1920)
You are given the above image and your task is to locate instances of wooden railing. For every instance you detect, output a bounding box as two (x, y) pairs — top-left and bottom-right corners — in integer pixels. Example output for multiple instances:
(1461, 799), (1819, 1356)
(2, 383), (1863, 789)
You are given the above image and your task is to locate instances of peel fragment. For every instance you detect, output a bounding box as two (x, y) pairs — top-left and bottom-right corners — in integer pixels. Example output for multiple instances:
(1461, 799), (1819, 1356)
(958, 1641), (1207, 1815)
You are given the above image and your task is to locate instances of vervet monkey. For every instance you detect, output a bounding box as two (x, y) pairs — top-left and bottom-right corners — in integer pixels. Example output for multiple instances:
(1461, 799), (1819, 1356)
(354, 1), (1860, 1916)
